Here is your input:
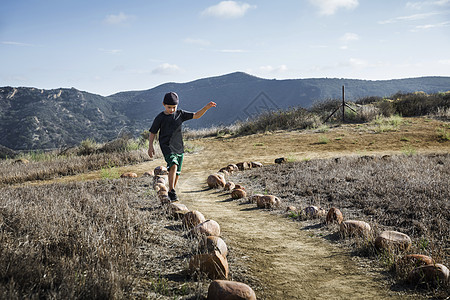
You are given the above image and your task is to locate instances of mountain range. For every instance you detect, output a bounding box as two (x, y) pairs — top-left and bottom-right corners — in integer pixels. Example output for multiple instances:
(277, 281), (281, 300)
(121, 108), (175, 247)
(1, 72), (450, 150)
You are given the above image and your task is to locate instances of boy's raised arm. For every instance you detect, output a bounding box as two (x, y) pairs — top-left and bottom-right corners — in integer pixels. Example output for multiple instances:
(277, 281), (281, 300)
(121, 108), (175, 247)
(193, 101), (216, 119)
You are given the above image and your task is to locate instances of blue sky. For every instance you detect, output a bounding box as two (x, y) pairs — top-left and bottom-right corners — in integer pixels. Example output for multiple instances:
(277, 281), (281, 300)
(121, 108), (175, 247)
(1, 0), (449, 96)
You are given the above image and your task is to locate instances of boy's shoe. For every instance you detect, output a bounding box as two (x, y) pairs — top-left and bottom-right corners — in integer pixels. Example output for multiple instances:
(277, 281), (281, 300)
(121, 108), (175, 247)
(168, 189), (178, 202)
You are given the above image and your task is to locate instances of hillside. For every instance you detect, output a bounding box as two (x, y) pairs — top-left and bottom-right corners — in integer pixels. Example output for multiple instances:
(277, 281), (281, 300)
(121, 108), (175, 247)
(1, 72), (450, 150)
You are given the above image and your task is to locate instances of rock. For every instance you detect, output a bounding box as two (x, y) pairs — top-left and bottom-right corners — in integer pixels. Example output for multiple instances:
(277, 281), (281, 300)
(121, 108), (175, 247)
(155, 183), (168, 192)
(153, 175), (167, 187)
(236, 162), (250, 171)
(304, 206), (325, 218)
(248, 194), (263, 204)
(408, 264), (449, 285)
(231, 188), (246, 199)
(375, 231), (412, 252)
(275, 157), (286, 164)
(339, 220), (371, 237)
(158, 192), (170, 205)
(224, 182), (235, 191)
(250, 161), (263, 168)
(192, 219), (221, 237)
(234, 184), (245, 190)
(189, 251), (229, 280)
(286, 206), (297, 213)
(154, 166), (168, 175)
(207, 174), (226, 189)
(404, 254), (434, 266)
(143, 170), (154, 177)
(120, 172), (138, 178)
(256, 195), (281, 209)
(207, 280), (256, 300)
(200, 236), (228, 257)
(183, 210), (206, 229)
(218, 170), (230, 178)
(326, 207), (344, 224)
(227, 164), (239, 172)
(168, 202), (189, 219)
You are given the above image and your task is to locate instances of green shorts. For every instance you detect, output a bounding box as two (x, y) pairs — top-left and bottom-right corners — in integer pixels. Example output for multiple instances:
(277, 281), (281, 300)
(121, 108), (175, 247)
(164, 153), (184, 175)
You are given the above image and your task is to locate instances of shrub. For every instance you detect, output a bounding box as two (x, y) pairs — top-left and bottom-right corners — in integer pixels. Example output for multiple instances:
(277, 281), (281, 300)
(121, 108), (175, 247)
(77, 138), (98, 156)
(235, 107), (322, 136)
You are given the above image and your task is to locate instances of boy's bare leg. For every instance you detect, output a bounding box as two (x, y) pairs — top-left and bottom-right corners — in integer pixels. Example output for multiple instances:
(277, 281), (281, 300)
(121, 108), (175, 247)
(174, 174), (179, 188)
(168, 164), (178, 191)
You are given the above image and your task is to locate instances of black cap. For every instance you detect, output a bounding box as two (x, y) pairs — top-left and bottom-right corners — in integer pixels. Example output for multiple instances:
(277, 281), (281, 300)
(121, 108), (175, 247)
(163, 92), (179, 105)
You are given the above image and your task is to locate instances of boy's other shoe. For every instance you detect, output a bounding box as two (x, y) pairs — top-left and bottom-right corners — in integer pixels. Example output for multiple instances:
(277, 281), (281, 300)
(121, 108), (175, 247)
(168, 189), (178, 202)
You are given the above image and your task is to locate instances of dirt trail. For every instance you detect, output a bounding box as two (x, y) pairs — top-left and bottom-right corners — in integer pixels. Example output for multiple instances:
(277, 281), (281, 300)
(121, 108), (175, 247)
(177, 170), (407, 299)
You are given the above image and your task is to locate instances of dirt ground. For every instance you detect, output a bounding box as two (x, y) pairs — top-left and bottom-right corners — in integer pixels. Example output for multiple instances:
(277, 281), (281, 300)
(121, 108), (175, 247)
(45, 117), (448, 299)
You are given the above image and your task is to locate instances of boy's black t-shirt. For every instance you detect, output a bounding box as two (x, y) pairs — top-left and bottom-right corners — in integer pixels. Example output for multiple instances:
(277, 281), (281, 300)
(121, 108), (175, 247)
(149, 110), (194, 156)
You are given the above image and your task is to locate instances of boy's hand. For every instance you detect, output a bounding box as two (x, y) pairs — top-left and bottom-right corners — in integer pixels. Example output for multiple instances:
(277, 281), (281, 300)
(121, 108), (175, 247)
(206, 101), (217, 109)
(148, 146), (155, 158)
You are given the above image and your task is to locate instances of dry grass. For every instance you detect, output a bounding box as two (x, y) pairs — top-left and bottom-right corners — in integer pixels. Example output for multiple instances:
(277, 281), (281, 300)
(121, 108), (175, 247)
(0, 178), (209, 299)
(0, 150), (153, 185)
(0, 176), (254, 299)
(232, 153), (450, 296)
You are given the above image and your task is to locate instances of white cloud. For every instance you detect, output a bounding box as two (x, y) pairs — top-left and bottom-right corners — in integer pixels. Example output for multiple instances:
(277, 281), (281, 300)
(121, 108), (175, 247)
(183, 38), (211, 46)
(340, 32), (359, 42)
(259, 65), (288, 74)
(152, 63), (183, 75)
(309, 0), (359, 16)
(438, 59), (450, 65)
(99, 48), (122, 55)
(201, 1), (256, 19)
(348, 58), (368, 68)
(407, 0), (450, 9)
(412, 20), (450, 30)
(379, 12), (440, 24)
(2, 41), (35, 47)
(103, 12), (135, 25)
(219, 49), (247, 53)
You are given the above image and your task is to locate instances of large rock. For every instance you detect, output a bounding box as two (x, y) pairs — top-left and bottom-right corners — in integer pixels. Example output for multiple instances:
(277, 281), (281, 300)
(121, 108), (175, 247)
(227, 164), (239, 173)
(207, 280), (256, 300)
(236, 162), (251, 171)
(224, 182), (235, 191)
(275, 157), (286, 164)
(375, 231), (412, 252)
(408, 264), (449, 285)
(250, 161), (263, 168)
(339, 220), (371, 237)
(218, 170), (230, 178)
(234, 184), (245, 190)
(167, 202), (189, 219)
(248, 194), (263, 204)
(303, 206), (325, 218)
(199, 236), (228, 257)
(192, 219), (221, 237)
(155, 183), (168, 192)
(154, 166), (168, 175)
(143, 170), (154, 177)
(231, 188), (246, 199)
(256, 195), (281, 209)
(326, 207), (344, 224)
(183, 210), (206, 229)
(404, 254), (434, 266)
(207, 174), (226, 189)
(189, 251), (229, 280)
(120, 172), (138, 178)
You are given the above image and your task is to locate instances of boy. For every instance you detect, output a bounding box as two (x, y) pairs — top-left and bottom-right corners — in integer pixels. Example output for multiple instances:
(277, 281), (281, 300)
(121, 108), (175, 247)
(148, 92), (216, 201)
